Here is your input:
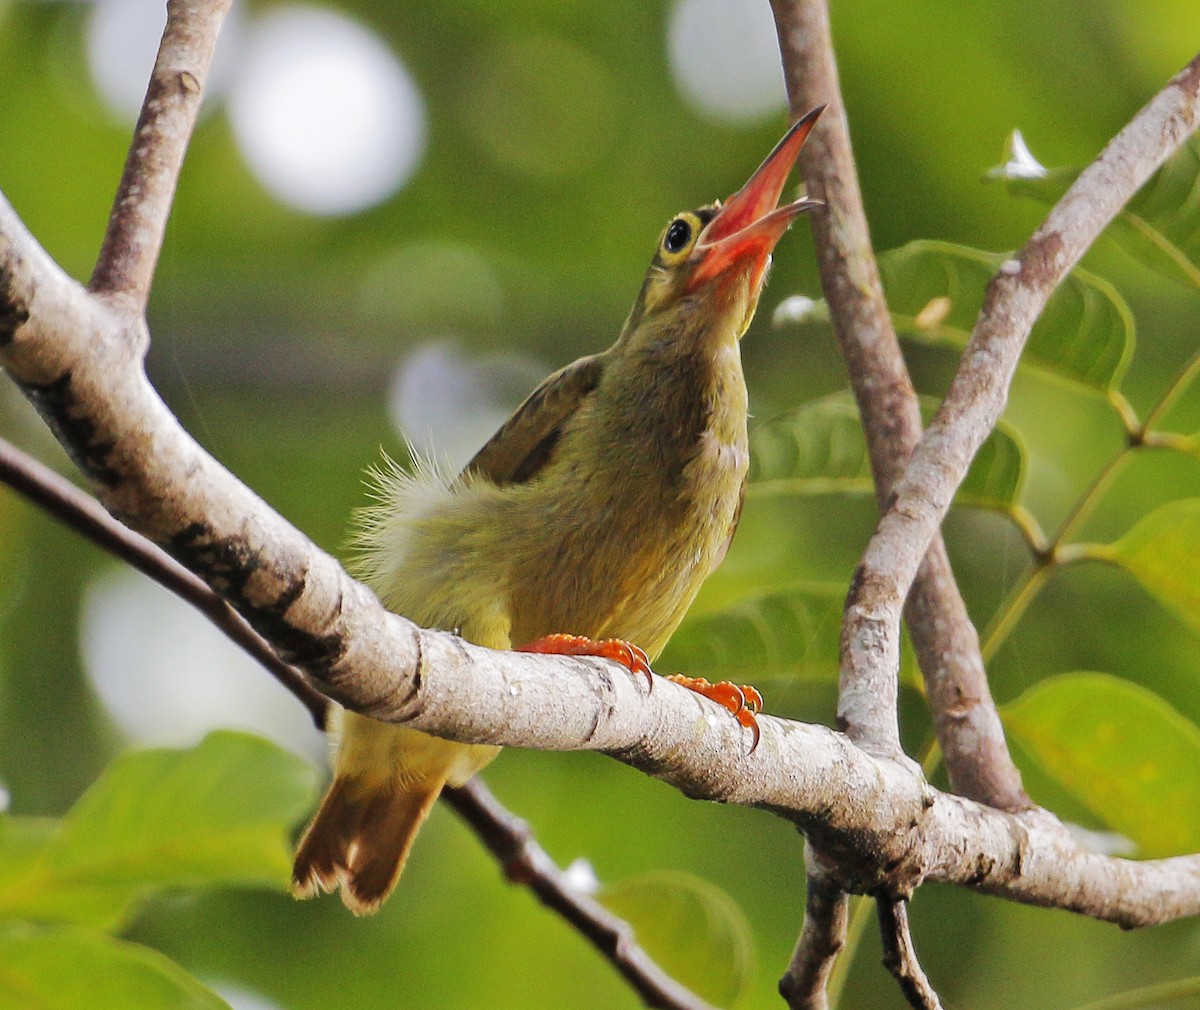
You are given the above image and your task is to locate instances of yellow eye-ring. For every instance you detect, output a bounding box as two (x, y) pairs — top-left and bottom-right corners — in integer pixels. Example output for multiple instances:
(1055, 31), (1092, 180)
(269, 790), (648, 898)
(658, 211), (702, 263)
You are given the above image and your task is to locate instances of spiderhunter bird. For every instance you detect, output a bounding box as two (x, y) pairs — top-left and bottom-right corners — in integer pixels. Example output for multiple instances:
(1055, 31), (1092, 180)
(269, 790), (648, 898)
(293, 106), (825, 914)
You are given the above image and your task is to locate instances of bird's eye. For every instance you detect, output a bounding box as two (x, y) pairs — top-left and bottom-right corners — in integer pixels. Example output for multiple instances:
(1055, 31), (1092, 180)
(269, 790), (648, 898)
(663, 218), (692, 254)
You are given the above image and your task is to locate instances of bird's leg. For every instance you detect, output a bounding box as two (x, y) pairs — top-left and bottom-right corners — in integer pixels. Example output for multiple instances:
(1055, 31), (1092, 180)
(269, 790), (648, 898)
(516, 633), (653, 688)
(666, 674), (763, 752)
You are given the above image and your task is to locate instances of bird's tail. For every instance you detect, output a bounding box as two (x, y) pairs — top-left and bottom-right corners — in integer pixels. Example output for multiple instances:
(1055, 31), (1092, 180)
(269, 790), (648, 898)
(291, 774), (445, 916)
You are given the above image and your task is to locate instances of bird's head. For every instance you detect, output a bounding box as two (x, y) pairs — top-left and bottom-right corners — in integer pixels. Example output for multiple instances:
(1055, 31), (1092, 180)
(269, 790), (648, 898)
(624, 106), (824, 347)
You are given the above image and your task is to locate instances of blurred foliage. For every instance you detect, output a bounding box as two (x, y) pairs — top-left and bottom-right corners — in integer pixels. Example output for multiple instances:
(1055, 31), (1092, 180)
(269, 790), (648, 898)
(0, 732), (317, 931)
(0, 732), (316, 1007)
(0, 923), (233, 1010)
(599, 871), (757, 1008)
(2, 1), (1200, 1009)
(1005, 674), (1200, 858)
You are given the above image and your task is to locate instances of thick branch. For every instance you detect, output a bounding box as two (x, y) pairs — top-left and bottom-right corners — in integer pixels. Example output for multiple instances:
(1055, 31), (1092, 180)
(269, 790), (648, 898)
(770, 0), (1030, 809)
(90, 0), (230, 306)
(838, 51), (1200, 758)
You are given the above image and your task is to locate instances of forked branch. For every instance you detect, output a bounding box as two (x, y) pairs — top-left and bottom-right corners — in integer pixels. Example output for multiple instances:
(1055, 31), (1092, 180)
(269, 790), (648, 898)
(770, 0), (1028, 808)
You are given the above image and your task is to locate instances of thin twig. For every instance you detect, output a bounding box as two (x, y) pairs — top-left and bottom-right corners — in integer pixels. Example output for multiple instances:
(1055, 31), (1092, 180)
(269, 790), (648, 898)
(0, 435), (330, 727)
(90, 0), (232, 306)
(0, 434), (717, 1010)
(769, 0), (1030, 808)
(443, 779), (720, 1010)
(877, 898), (944, 1010)
(779, 869), (849, 1010)
(825, 896), (872, 1009)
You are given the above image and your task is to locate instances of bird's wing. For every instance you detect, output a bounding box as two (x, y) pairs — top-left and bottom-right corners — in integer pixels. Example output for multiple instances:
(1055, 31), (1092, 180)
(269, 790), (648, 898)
(463, 353), (605, 485)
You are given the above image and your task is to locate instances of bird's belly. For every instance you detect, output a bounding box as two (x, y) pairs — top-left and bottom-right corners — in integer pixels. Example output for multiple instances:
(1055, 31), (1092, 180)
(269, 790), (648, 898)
(506, 429), (747, 658)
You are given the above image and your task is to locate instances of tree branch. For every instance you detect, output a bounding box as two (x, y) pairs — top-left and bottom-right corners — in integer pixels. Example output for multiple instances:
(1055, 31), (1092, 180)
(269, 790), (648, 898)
(769, 0), (1030, 809)
(90, 0), (231, 307)
(778, 866), (848, 1010)
(443, 779), (720, 1010)
(837, 48), (1200, 774)
(877, 898), (943, 1010)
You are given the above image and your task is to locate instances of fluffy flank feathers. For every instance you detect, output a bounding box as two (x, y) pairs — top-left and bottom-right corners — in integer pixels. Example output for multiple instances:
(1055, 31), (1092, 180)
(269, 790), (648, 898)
(350, 446), (468, 592)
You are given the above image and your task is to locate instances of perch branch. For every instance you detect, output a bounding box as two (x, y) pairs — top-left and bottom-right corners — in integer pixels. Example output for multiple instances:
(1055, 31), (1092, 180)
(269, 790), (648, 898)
(0, 434), (714, 1010)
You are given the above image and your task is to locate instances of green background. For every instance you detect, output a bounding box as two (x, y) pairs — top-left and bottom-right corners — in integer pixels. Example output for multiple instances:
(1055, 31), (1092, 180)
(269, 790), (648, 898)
(2, 1), (1200, 1007)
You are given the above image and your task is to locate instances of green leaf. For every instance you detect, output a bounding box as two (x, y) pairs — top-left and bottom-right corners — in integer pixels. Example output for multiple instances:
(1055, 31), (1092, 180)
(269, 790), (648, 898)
(1115, 132), (1200, 289)
(749, 396), (872, 495)
(1107, 498), (1200, 637)
(877, 240), (1135, 391)
(996, 132), (1200, 290)
(598, 871), (755, 1008)
(0, 731), (319, 929)
(749, 393), (1028, 513)
(0, 922), (231, 1010)
(1004, 673), (1200, 857)
(662, 584), (846, 682)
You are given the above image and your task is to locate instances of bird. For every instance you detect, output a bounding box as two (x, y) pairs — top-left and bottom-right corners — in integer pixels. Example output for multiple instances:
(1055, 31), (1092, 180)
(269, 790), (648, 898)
(292, 107), (824, 915)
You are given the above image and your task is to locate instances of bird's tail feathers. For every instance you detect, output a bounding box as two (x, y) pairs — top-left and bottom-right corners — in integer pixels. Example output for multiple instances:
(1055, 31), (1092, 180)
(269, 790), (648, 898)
(292, 774), (445, 916)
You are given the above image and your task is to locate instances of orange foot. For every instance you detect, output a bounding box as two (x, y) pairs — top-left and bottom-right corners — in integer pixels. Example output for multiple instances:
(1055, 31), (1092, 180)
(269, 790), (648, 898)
(666, 674), (763, 753)
(517, 633), (653, 689)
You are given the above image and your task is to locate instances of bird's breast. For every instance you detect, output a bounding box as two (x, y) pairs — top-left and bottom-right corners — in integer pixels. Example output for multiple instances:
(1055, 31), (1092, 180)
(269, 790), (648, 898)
(503, 342), (749, 656)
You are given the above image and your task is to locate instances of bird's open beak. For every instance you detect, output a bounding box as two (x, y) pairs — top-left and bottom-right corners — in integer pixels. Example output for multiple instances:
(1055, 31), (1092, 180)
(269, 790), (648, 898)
(688, 105), (824, 291)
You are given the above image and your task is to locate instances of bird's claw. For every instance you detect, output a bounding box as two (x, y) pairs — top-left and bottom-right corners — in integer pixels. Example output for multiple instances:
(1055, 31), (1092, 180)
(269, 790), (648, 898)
(517, 633), (653, 689)
(666, 674), (762, 753)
